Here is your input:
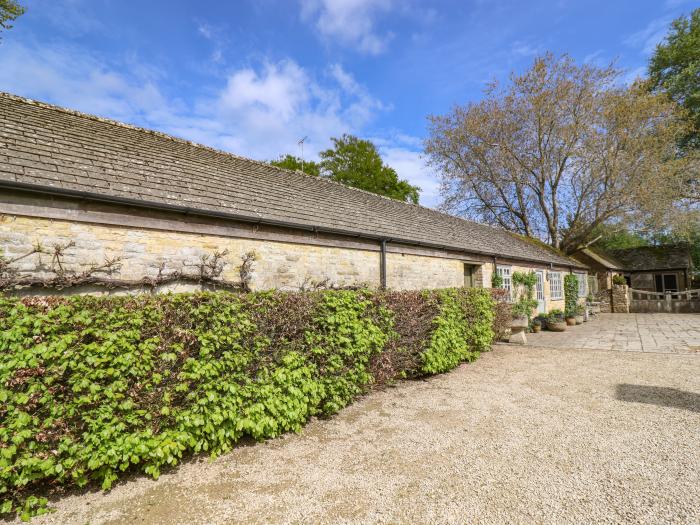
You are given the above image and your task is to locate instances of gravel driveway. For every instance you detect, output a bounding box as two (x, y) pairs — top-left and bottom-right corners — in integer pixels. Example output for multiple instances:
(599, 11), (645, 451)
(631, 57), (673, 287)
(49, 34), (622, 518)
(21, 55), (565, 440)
(22, 345), (700, 525)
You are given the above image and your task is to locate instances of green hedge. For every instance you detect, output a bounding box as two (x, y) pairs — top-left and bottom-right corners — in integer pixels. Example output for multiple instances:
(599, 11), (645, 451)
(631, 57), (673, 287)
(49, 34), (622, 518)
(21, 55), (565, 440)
(0, 288), (495, 520)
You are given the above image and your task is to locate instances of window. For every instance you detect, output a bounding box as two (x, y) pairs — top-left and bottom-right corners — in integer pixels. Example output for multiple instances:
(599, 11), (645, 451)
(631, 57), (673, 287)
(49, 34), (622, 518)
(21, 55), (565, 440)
(496, 266), (512, 300)
(587, 274), (598, 294)
(549, 271), (563, 300)
(575, 272), (587, 297)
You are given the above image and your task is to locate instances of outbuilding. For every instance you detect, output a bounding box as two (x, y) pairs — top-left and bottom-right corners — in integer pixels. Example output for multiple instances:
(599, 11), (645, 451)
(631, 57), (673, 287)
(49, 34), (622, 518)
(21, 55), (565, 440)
(0, 92), (587, 311)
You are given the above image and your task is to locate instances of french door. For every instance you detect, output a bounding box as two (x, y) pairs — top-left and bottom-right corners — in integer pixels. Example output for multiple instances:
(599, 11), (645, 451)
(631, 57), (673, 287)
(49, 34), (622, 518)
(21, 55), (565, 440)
(535, 270), (546, 313)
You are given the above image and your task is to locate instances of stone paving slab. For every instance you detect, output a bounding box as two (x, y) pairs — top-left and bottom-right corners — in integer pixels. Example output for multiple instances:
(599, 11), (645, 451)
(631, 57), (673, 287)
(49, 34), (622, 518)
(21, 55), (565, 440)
(527, 313), (700, 354)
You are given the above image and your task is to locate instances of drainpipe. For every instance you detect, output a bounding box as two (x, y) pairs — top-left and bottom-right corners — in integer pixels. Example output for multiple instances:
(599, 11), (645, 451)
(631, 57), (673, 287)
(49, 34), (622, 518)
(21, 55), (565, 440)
(380, 239), (388, 289)
(492, 256), (498, 288)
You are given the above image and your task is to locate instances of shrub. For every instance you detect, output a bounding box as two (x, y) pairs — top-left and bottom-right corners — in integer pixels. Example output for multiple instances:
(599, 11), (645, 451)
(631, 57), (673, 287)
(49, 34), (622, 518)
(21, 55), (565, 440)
(564, 274), (579, 318)
(612, 275), (627, 286)
(0, 288), (495, 519)
(547, 308), (564, 321)
(491, 272), (503, 288)
(420, 289), (495, 374)
(489, 288), (511, 341)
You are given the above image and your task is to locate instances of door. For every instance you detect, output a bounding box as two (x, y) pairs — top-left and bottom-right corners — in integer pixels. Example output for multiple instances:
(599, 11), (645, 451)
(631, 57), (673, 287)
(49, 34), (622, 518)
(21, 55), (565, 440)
(663, 274), (678, 292)
(535, 270), (546, 313)
(463, 264), (475, 288)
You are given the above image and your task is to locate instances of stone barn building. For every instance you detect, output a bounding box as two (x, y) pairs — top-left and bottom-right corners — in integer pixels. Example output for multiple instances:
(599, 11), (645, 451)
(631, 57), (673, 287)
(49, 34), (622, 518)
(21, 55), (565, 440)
(608, 245), (694, 293)
(0, 93), (587, 311)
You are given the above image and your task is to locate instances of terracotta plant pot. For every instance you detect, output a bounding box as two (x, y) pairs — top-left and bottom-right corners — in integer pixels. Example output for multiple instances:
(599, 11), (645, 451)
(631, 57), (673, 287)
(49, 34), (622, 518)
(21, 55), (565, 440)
(547, 320), (566, 332)
(575, 315), (584, 325)
(532, 324), (541, 333)
(565, 317), (576, 326)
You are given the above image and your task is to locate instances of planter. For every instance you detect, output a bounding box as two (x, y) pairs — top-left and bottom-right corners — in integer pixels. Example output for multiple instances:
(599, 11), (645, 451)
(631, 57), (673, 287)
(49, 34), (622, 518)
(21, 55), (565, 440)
(575, 315), (584, 325)
(546, 320), (567, 332)
(509, 316), (528, 344)
(532, 324), (542, 333)
(510, 317), (529, 330)
(565, 317), (576, 326)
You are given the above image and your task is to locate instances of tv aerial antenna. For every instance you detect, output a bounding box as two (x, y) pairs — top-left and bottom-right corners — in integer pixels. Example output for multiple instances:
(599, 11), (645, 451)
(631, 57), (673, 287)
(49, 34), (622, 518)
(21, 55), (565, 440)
(297, 136), (308, 173)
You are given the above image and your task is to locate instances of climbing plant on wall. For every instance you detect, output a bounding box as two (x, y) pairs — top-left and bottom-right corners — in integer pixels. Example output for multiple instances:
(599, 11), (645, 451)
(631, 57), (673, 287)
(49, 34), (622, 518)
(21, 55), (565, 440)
(564, 273), (579, 318)
(511, 271), (538, 319)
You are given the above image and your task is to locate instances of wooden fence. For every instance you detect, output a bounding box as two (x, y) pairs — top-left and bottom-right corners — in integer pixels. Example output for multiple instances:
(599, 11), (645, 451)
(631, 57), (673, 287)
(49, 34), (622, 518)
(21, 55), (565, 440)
(628, 288), (700, 313)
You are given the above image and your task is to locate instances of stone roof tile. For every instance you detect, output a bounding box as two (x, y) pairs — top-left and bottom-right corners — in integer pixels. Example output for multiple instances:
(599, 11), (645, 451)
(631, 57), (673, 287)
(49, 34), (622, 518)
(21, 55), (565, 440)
(0, 92), (585, 268)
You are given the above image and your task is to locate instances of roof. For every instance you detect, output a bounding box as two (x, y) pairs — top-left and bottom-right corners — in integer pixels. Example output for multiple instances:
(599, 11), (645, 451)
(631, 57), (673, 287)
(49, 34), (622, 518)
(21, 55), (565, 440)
(575, 248), (624, 270)
(0, 92), (584, 269)
(607, 245), (692, 272)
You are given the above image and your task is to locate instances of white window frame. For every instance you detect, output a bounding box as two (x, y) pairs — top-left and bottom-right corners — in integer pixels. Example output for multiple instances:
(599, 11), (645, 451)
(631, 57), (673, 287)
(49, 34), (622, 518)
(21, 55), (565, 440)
(549, 271), (563, 300)
(575, 272), (587, 297)
(496, 265), (512, 301)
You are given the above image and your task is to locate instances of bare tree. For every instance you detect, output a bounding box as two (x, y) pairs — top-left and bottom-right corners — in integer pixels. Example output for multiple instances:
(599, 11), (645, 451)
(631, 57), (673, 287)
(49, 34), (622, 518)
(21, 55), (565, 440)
(425, 53), (694, 253)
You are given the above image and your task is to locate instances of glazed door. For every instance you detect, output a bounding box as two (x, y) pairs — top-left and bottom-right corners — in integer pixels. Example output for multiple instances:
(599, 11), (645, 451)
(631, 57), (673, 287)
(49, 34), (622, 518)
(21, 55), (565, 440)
(535, 270), (546, 313)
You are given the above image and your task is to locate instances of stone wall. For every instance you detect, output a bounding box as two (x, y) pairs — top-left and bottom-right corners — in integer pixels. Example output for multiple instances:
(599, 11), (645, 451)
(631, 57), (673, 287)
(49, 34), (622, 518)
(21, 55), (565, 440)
(0, 214), (471, 292)
(386, 252), (464, 290)
(595, 289), (612, 313)
(611, 284), (630, 313)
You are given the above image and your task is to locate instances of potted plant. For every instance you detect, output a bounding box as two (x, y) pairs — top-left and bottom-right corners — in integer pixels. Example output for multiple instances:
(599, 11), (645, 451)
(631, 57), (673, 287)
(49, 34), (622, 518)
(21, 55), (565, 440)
(545, 309), (566, 331)
(564, 274), (579, 326)
(575, 304), (585, 324)
(531, 318), (542, 333)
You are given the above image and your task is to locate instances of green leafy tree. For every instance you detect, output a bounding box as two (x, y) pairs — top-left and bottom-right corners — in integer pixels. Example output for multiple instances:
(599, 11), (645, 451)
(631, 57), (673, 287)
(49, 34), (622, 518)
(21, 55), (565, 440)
(0, 0), (24, 36)
(593, 224), (649, 252)
(649, 8), (700, 151)
(269, 154), (321, 177)
(319, 134), (420, 203)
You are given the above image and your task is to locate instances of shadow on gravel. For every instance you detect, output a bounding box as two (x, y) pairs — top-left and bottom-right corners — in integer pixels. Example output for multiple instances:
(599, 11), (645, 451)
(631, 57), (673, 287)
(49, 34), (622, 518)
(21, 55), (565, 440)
(616, 384), (700, 414)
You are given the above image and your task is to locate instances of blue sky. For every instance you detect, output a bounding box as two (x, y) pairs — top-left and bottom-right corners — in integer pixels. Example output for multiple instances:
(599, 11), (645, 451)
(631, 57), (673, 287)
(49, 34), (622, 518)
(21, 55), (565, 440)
(0, 0), (695, 206)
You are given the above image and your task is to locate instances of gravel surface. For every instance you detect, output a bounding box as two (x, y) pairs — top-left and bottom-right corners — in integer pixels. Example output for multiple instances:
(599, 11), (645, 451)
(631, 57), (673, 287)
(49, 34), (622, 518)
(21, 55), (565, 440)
(20, 345), (700, 525)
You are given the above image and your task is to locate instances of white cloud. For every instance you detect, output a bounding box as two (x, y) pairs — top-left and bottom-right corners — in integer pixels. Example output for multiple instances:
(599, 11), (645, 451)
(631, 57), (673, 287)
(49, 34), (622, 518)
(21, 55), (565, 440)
(380, 146), (440, 207)
(510, 41), (542, 58)
(0, 38), (441, 204)
(624, 16), (672, 55)
(195, 21), (226, 64)
(0, 40), (175, 125)
(197, 23), (213, 40)
(300, 0), (394, 54)
(29, 0), (104, 37)
(622, 65), (647, 86)
(0, 41), (423, 198)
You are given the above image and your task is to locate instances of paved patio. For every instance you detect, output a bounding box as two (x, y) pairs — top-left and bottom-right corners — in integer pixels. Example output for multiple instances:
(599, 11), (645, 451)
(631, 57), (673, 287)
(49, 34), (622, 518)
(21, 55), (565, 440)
(527, 313), (700, 353)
